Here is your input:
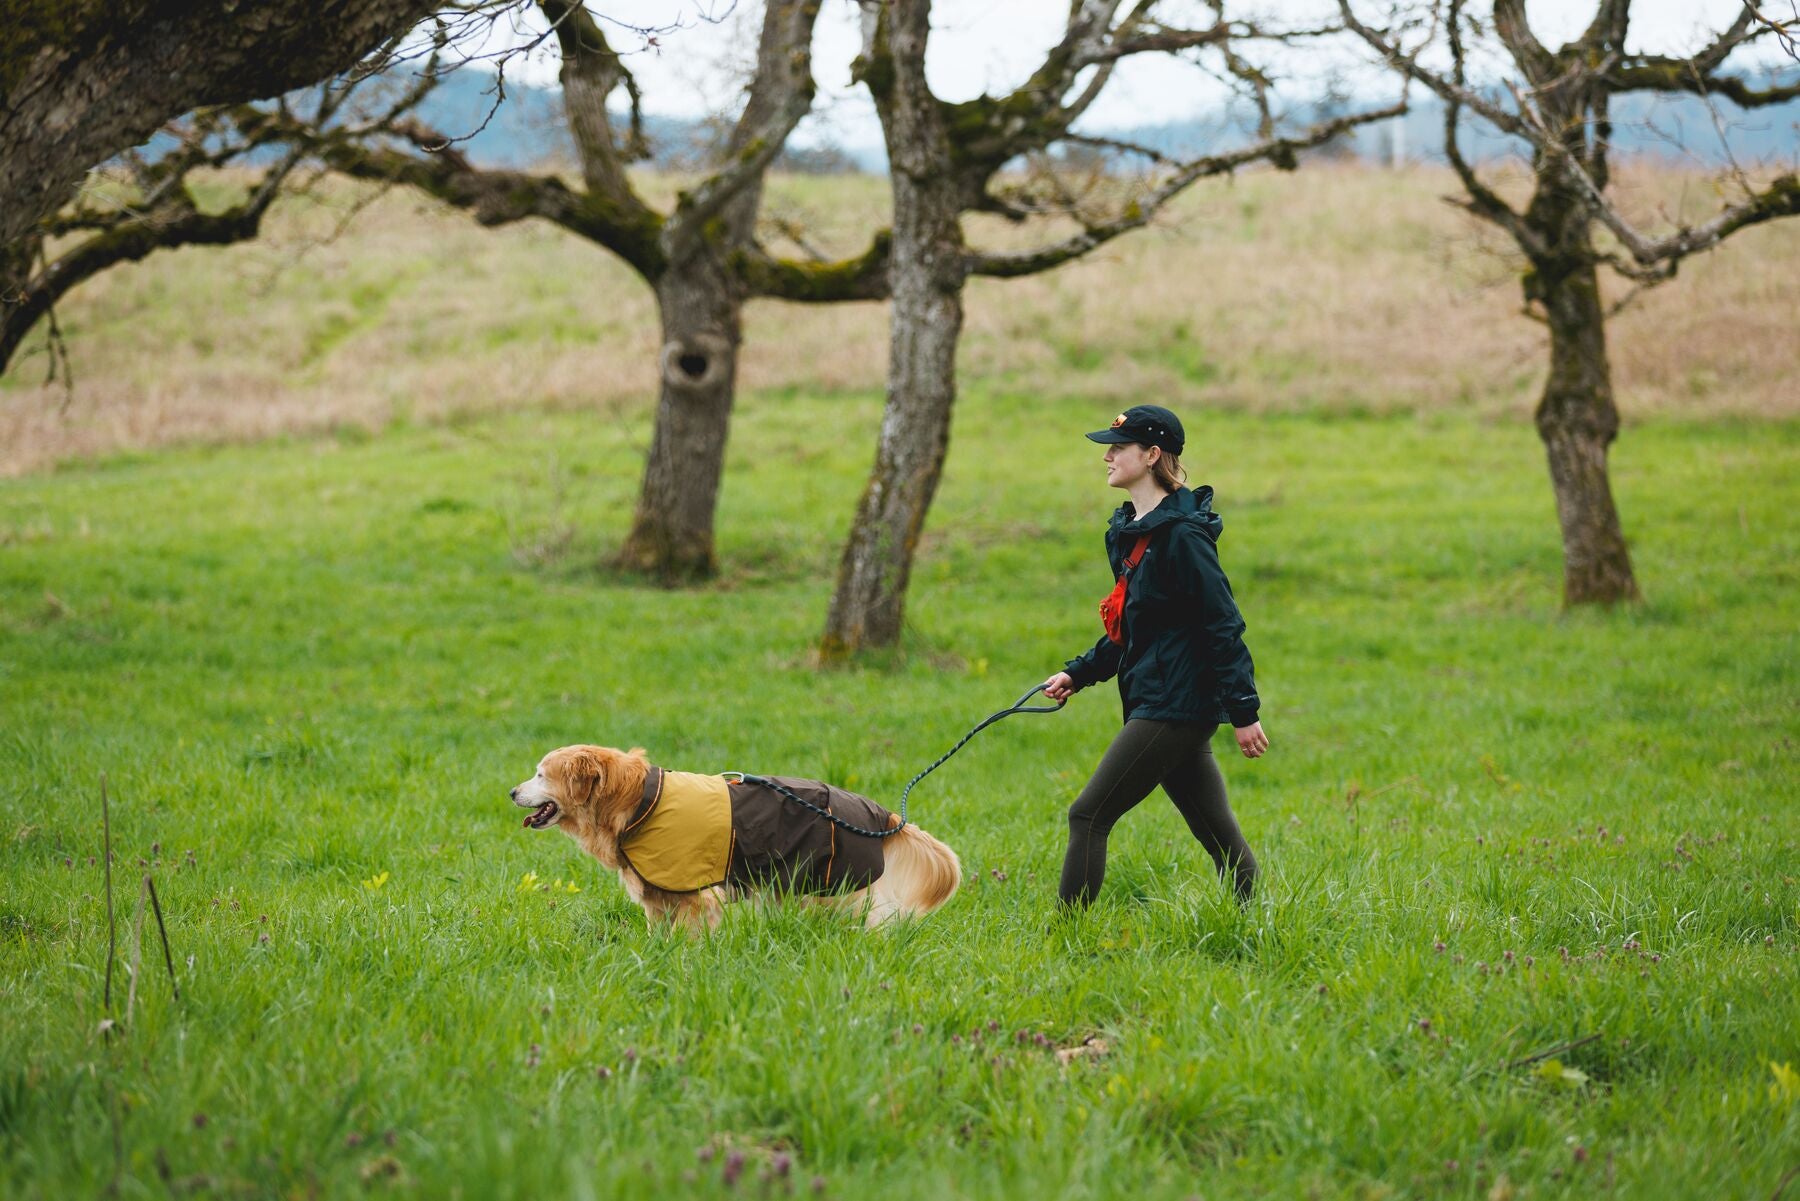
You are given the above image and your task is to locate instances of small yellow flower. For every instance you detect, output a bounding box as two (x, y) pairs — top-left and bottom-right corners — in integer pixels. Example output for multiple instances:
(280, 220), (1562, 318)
(361, 871), (389, 891)
(1771, 1061), (1798, 1107)
(517, 871), (540, 892)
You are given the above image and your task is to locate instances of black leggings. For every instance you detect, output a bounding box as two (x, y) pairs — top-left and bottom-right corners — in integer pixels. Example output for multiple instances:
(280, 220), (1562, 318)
(1059, 719), (1258, 906)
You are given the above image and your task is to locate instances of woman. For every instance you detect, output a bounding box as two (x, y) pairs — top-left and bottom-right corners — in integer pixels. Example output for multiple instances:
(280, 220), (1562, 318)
(1043, 404), (1268, 907)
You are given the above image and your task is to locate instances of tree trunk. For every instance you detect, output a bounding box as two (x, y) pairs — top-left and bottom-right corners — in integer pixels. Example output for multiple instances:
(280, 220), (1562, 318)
(821, 4), (965, 657)
(605, 0), (817, 584)
(1534, 258), (1639, 605)
(617, 262), (742, 582)
(819, 229), (963, 657)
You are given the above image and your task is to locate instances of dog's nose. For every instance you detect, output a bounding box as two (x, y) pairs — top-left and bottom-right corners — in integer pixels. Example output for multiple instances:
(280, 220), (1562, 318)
(509, 787), (518, 801)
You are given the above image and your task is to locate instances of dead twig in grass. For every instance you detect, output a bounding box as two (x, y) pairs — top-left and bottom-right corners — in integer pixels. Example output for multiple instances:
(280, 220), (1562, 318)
(1505, 1032), (1601, 1071)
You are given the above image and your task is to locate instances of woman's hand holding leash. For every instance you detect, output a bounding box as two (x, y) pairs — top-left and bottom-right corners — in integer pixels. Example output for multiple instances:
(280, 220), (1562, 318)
(1045, 672), (1267, 759)
(1234, 721), (1269, 759)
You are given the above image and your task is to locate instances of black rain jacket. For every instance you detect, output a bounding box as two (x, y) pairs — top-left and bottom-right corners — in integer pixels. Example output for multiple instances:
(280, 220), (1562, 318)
(1063, 485), (1260, 727)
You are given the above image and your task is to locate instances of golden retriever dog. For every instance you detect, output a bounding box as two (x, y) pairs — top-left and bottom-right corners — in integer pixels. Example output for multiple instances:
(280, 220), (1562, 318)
(510, 744), (961, 932)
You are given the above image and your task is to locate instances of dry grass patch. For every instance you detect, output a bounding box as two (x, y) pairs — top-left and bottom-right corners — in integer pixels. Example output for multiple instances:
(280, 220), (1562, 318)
(2, 162), (1793, 475)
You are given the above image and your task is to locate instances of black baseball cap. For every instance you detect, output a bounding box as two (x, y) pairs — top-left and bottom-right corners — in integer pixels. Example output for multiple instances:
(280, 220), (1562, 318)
(1086, 404), (1185, 456)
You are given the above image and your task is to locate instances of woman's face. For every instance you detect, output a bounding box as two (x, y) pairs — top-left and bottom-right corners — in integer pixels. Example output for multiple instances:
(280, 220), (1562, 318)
(1103, 441), (1157, 490)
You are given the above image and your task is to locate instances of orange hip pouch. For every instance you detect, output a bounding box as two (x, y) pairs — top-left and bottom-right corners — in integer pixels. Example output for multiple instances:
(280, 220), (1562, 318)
(1098, 534), (1151, 645)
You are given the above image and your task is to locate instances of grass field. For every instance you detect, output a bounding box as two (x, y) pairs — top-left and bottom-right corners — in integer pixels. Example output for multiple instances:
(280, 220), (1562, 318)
(2, 381), (1797, 1197)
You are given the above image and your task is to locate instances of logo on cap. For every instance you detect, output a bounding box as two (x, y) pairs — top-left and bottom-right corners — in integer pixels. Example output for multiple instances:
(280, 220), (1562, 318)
(1111, 414), (1127, 429)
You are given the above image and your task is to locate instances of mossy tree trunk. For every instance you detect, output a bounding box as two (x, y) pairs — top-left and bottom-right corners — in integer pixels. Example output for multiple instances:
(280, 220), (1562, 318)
(821, 3), (967, 657)
(572, 0), (820, 583)
(620, 261), (745, 581)
(819, 200), (964, 656)
(1533, 253), (1638, 605)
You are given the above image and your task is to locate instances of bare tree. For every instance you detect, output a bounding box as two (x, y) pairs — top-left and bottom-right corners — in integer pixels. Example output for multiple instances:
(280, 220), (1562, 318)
(248, 0), (890, 581)
(1339, 0), (1800, 605)
(820, 0), (1405, 657)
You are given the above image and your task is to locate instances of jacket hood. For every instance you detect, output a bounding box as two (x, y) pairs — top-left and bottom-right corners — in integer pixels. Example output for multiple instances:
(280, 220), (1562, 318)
(1113, 485), (1222, 542)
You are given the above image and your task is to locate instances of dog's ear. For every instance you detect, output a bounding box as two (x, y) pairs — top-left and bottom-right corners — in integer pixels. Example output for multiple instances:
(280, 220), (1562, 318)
(543, 745), (607, 806)
(570, 746), (610, 791)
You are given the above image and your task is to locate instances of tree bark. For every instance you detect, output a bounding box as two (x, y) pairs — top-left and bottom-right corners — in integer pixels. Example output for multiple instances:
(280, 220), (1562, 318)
(0, 0), (436, 251)
(618, 262), (743, 581)
(821, 3), (967, 657)
(1533, 257), (1638, 605)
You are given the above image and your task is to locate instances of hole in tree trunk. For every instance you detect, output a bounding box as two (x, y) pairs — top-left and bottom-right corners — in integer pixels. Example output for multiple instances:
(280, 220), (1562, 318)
(660, 334), (730, 391)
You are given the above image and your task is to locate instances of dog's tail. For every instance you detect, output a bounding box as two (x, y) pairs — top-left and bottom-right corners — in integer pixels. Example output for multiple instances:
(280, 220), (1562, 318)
(875, 818), (961, 919)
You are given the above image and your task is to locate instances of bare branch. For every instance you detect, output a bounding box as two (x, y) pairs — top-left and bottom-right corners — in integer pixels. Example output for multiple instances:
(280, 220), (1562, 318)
(1608, 58), (1800, 106)
(1752, 4), (1800, 58)
(1693, 5), (1759, 73)
(1061, 131), (1175, 165)
(240, 104), (669, 278)
(967, 99), (1408, 279)
(539, 0), (650, 207)
(1579, 0), (1632, 52)
(733, 229), (893, 303)
(5, 171), (288, 371)
(1442, 0), (1547, 257)
(1492, 0), (1557, 86)
(665, 0), (822, 258)
(1337, 2), (1531, 136)
(1082, 21), (1231, 66)
(1581, 170), (1800, 267)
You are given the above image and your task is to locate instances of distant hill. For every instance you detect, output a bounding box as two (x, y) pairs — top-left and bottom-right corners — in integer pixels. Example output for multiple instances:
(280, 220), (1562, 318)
(327, 66), (1800, 175)
(1114, 78), (1800, 170)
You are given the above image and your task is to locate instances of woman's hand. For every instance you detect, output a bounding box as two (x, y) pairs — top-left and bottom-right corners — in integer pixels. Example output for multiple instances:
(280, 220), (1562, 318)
(1043, 672), (1077, 702)
(1233, 721), (1269, 759)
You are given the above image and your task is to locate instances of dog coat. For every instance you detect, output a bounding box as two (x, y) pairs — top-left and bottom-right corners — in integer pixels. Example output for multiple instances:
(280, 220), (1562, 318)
(618, 766), (893, 895)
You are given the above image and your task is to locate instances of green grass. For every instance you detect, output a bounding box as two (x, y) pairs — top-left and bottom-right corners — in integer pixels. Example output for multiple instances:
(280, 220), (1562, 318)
(2, 394), (1797, 1199)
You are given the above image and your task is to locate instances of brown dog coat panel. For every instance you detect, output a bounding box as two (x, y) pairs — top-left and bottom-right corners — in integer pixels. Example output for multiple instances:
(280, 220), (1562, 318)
(620, 767), (891, 896)
(726, 774), (891, 894)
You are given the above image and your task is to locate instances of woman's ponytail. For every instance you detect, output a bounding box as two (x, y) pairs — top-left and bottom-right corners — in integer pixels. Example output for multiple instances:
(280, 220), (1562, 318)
(1150, 451), (1187, 493)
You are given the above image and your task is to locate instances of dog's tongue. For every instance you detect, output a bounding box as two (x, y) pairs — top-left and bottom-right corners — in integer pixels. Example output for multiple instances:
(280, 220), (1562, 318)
(523, 801), (557, 829)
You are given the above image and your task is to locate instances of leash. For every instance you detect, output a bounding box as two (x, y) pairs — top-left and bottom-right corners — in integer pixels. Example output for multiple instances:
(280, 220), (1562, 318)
(725, 683), (1067, 839)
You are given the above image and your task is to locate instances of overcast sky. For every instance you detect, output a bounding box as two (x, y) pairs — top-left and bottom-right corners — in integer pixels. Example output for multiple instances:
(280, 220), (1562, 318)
(468, 1), (1792, 144)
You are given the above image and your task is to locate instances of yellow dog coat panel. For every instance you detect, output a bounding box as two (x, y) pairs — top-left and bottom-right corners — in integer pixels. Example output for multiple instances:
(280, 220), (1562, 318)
(618, 769), (733, 893)
(619, 767), (894, 895)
